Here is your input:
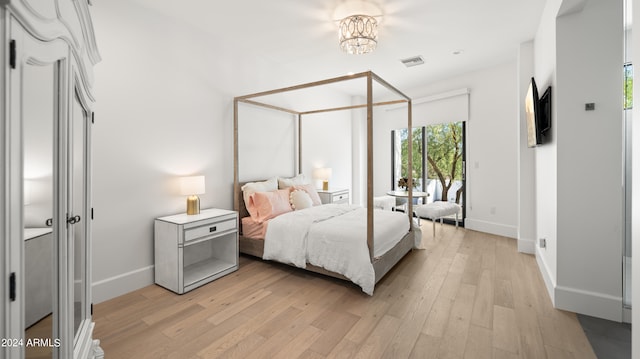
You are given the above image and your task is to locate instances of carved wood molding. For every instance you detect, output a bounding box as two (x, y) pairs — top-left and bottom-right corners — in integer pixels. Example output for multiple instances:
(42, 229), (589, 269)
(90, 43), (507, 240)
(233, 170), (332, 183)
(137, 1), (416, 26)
(7, 0), (101, 101)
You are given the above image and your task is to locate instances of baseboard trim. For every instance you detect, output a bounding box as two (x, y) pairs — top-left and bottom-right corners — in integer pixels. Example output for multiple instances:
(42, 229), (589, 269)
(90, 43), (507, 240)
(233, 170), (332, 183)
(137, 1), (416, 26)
(92, 265), (154, 304)
(535, 251), (556, 305)
(464, 218), (517, 239)
(555, 285), (623, 322)
(623, 307), (632, 324)
(517, 237), (536, 254)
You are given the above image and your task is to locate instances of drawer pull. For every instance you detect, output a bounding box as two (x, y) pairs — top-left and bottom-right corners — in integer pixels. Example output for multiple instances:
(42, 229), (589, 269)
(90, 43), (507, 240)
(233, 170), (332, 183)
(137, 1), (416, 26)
(209, 226), (217, 233)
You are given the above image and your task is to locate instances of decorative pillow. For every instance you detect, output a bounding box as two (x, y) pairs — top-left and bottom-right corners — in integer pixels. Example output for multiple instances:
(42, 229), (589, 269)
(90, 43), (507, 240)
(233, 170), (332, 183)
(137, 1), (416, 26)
(250, 189), (292, 222)
(278, 174), (307, 189)
(241, 177), (278, 218)
(292, 183), (322, 206)
(290, 189), (313, 210)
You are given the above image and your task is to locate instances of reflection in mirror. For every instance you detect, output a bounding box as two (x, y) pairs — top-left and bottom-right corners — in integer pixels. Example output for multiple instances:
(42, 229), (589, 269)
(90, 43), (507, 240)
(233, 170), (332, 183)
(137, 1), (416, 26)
(72, 90), (87, 337)
(23, 61), (56, 358)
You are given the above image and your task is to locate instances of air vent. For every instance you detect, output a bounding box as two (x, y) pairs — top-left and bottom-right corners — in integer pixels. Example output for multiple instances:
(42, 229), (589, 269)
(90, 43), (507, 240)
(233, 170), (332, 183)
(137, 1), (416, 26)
(400, 55), (424, 67)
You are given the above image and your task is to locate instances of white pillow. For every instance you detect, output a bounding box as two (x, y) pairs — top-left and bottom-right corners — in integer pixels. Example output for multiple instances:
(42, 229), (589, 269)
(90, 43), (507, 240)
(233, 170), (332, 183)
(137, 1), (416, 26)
(278, 174), (307, 189)
(290, 189), (313, 210)
(241, 178), (278, 218)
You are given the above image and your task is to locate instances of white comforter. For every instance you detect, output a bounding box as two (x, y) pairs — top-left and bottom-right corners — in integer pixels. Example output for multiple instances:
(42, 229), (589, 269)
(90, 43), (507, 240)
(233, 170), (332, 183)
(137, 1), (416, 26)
(263, 204), (411, 295)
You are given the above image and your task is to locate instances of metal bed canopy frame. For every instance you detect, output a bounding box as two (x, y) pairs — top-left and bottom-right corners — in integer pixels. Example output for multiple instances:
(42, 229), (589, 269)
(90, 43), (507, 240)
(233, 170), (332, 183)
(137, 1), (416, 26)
(233, 71), (415, 260)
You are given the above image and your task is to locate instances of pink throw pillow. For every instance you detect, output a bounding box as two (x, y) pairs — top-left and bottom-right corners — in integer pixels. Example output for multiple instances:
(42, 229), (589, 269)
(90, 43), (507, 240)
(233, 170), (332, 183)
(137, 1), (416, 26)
(250, 189), (292, 222)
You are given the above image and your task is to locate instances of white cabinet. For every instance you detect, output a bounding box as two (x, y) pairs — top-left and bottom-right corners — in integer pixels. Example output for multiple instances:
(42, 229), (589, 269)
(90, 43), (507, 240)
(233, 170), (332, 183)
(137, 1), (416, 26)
(1, 1), (102, 358)
(155, 209), (239, 294)
(317, 188), (350, 204)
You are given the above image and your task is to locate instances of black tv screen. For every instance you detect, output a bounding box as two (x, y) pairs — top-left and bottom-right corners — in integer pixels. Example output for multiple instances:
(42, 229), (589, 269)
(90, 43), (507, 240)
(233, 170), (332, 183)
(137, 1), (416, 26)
(539, 86), (552, 135)
(525, 77), (551, 147)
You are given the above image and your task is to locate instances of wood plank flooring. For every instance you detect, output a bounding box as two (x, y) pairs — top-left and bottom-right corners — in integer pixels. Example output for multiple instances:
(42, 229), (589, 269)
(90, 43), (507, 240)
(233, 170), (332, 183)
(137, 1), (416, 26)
(93, 223), (596, 359)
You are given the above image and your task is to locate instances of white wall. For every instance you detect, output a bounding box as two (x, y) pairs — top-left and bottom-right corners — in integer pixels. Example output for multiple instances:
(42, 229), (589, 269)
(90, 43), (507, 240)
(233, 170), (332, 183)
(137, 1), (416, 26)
(633, 0), (640, 352)
(555, 0), (623, 321)
(632, 1), (640, 355)
(533, 0), (561, 305)
(532, 0), (625, 321)
(516, 41), (536, 254)
(373, 62), (519, 238)
(301, 111), (352, 191)
(91, 1), (352, 302)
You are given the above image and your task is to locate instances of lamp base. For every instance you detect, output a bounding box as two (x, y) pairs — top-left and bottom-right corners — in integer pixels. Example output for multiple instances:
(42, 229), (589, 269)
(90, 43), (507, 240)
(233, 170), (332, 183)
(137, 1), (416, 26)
(322, 180), (329, 191)
(186, 195), (200, 215)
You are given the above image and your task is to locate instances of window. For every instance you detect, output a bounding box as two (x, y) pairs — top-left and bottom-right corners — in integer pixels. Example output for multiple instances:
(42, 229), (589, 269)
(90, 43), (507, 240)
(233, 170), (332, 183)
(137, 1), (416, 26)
(391, 127), (425, 191)
(391, 122), (465, 205)
(625, 63), (633, 110)
(426, 122), (464, 204)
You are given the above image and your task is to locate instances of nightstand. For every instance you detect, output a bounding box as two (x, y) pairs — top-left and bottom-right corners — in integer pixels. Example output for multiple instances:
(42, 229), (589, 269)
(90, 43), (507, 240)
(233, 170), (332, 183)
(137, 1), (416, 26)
(154, 208), (238, 294)
(317, 188), (350, 204)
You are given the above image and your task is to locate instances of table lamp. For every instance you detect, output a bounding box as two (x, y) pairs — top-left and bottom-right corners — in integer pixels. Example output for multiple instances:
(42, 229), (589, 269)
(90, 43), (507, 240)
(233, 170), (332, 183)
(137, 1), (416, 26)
(313, 168), (332, 191)
(179, 175), (205, 215)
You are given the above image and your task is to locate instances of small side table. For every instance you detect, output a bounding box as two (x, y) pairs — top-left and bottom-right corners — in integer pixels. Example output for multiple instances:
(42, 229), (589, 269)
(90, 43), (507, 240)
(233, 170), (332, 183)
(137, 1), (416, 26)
(317, 188), (350, 204)
(154, 208), (238, 294)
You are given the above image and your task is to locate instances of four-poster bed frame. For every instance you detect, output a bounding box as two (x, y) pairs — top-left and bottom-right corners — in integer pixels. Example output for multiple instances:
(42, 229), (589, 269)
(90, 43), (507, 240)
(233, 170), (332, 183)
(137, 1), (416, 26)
(233, 71), (417, 285)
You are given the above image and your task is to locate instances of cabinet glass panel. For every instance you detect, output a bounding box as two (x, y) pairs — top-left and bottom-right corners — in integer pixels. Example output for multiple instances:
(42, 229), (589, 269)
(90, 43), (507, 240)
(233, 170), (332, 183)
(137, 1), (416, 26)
(23, 58), (57, 358)
(71, 91), (88, 340)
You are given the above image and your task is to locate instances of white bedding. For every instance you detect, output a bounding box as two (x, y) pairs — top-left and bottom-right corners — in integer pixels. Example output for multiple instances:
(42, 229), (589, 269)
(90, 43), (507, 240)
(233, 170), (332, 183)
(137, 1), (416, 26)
(263, 204), (411, 295)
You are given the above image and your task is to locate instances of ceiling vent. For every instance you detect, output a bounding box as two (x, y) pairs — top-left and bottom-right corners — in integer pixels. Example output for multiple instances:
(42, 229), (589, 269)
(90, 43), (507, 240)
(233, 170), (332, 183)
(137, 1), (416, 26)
(400, 55), (424, 67)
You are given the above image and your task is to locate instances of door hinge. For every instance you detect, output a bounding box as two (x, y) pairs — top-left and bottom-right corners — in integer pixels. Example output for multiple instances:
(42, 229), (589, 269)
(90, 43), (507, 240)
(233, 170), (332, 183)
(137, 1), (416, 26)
(91, 303), (94, 316)
(91, 112), (95, 124)
(91, 208), (94, 220)
(9, 40), (16, 69)
(9, 272), (16, 301)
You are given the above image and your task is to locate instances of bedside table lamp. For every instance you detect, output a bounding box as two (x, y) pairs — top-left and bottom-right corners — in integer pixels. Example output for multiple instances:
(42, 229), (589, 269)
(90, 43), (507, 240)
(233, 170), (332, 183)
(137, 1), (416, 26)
(179, 175), (205, 215)
(313, 168), (332, 191)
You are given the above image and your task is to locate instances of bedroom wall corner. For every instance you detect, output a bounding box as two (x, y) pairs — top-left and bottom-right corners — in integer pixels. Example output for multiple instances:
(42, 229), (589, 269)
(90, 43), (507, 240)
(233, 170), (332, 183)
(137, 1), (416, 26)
(376, 62), (519, 238)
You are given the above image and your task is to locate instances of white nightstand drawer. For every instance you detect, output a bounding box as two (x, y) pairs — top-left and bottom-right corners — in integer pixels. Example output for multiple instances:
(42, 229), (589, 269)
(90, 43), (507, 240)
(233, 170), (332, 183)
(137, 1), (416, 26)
(184, 219), (236, 242)
(332, 192), (349, 203)
(318, 188), (350, 204)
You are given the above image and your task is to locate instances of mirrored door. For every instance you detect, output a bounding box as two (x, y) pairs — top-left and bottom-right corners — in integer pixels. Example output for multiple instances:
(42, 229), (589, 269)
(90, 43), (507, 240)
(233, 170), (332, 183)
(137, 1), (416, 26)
(23, 57), (58, 359)
(70, 90), (91, 345)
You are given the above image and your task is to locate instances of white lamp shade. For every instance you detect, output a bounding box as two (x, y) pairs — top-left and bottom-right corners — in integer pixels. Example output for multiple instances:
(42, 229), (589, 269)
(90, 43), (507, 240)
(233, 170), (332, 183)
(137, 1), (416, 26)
(179, 176), (205, 195)
(312, 168), (332, 181)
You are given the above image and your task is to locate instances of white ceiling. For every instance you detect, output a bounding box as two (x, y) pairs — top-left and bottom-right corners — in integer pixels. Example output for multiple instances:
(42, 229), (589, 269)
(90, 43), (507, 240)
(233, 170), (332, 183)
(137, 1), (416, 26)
(131, 0), (546, 95)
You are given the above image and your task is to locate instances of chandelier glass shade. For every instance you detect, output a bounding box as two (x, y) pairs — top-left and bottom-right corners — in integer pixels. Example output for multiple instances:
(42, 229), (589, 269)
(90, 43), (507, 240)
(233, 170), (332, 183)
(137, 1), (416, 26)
(338, 14), (378, 55)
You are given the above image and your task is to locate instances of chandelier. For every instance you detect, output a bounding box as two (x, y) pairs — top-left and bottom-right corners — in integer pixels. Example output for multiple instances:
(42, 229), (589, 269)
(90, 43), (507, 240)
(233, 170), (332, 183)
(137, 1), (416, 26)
(338, 14), (378, 55)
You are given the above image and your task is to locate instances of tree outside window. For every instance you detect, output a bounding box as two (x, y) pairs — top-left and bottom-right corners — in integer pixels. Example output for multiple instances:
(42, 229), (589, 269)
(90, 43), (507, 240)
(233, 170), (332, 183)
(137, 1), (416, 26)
(427, 123), (463, 204)
(624, 63), (633, 110)
(398, 127), (423, 190)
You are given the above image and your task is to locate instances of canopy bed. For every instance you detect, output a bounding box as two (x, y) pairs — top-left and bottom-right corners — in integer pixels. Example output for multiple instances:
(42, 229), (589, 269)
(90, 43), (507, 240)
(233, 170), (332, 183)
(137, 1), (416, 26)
(233, 71), (418, 294)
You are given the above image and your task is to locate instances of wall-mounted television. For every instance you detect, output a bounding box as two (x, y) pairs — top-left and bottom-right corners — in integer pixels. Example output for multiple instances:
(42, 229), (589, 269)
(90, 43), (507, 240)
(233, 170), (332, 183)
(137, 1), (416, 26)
(525, 77), (552, 147)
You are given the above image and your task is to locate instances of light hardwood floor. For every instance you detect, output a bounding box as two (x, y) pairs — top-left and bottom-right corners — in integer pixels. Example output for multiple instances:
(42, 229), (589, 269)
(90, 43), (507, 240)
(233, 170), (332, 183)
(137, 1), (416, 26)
(93, 223), (596, 359)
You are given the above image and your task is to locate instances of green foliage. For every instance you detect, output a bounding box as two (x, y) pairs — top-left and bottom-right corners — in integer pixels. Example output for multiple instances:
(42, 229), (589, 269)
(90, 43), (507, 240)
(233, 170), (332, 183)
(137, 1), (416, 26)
(426, 123), (463, 181)
(399, 128), (423, 181)
(624, 64), (633, 110)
